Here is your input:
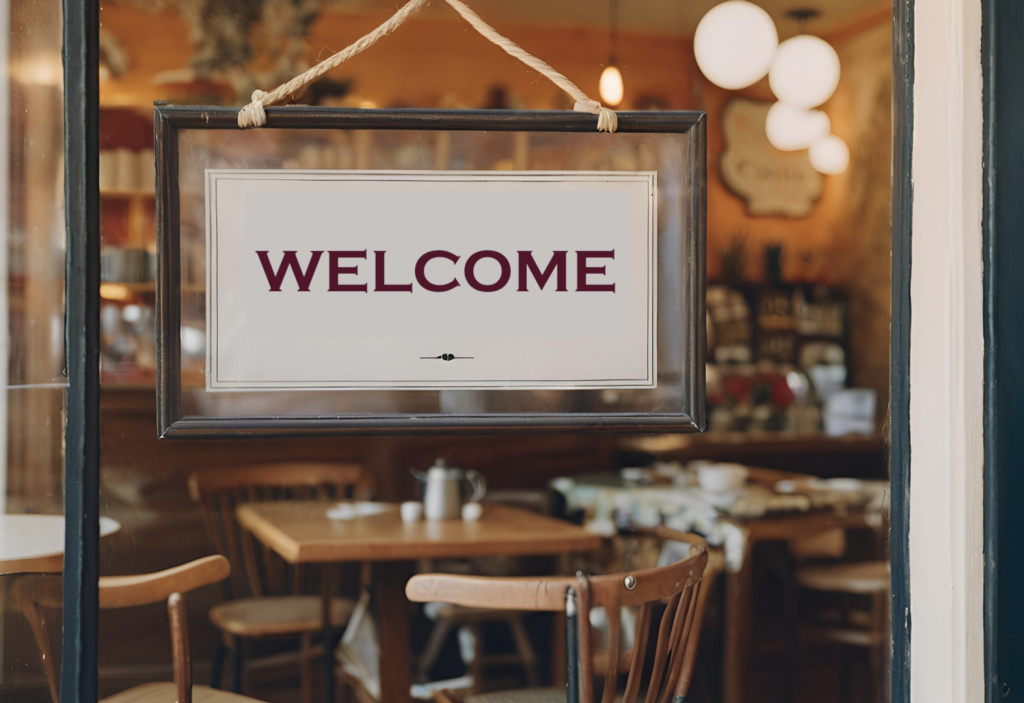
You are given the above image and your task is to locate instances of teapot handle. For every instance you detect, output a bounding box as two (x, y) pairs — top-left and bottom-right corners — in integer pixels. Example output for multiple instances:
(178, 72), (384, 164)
(465, 470), (487, 503)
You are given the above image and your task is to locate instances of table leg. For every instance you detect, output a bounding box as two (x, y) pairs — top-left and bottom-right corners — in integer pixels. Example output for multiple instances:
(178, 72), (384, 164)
(323, 564), (335, 703)
(551, 611), (567, 687)
(551, 552), (569, 686)
(375, 561), (414, 703)
(722, 545), (753, 703)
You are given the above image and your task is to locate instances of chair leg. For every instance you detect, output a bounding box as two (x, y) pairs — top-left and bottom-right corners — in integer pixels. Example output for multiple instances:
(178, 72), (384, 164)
(232, 638), (246, 694)
(210, 637), (226, 689)
(840, 644), (853, 703)
(337, 673), (353, 703)
(416, 617), (455, 683)
(470, 625), (483, 693)
(868, 592), (887, 703)
(507, 616), (540, 688)
(301, 633), (314, 703)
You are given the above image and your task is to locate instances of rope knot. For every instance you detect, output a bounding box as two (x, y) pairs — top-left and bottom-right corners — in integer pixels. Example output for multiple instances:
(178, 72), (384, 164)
(573, 99), (618, 133)
(238, 90), (269, 129)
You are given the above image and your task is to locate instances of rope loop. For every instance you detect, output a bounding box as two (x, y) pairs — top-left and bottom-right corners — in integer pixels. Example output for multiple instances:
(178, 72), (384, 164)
(236, 0), (618, 133)
(573, 99), (619, 133)
(238, 90), (268, 128)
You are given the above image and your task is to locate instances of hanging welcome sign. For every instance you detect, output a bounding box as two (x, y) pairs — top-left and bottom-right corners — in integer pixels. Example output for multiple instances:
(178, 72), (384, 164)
(155, 0), (705, 437)
(208, 171), (656, 391)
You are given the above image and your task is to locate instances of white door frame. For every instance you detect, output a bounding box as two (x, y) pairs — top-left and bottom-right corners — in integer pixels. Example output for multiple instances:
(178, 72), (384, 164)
(909, 0), (986, 701)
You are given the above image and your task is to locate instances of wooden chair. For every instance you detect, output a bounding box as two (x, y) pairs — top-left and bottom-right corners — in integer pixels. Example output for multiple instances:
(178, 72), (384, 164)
(13, 555), (263, 703)
(188, 463), (367, 700)
(794, 560), (890, 703)
(414, 489), (566, 690)
(407, 527), (710, 703)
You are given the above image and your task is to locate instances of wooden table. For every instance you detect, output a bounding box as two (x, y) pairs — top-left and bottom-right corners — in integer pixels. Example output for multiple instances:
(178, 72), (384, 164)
(0, 514), (120, 575)
(561, 473), (883, 703)
(237, 501), (602, 703)
(719, 509), (874, 703)
(0, 514), (121, 691)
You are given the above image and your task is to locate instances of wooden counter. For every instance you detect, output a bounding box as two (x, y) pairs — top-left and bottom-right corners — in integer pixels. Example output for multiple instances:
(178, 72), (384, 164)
(617, 431), (888, 479)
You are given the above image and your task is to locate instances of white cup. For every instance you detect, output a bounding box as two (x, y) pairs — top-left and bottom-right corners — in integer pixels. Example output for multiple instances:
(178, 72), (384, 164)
(461, 502), (483, 522)
(697, 463), (749, 493)
(400, 501), (423, 523)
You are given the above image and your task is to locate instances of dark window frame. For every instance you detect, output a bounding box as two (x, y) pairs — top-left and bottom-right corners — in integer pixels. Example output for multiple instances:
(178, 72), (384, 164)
(981, 0), (1023, 700)
(60, 3), (917, 702)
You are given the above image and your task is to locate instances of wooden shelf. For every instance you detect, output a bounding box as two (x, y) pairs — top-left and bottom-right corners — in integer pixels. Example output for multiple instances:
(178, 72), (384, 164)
(619, 431), (885, 455)
(100, 281), (205, 301)
(616, 431), (887, 480)
(100, 189), (155, 199)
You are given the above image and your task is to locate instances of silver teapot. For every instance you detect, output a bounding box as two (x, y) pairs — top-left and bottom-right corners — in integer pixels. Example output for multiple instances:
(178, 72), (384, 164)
(411, 458), (487, 520)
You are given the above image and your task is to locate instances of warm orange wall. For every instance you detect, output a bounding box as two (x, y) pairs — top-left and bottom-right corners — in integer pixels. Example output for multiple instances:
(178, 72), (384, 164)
(701, 79), (850, 283)
(99, 6), (696, 110)
(699, 8), (892, 284)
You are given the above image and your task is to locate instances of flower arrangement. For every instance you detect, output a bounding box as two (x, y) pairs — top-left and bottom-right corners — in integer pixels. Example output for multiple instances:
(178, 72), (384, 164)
(708, 367), (796, 431)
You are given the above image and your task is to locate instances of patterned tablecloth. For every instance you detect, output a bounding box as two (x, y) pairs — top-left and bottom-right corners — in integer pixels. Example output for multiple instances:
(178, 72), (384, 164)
(553, 467), (888, 572)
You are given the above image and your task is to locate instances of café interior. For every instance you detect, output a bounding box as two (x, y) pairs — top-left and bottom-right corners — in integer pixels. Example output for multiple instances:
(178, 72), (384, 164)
(2, 0), (893, 702)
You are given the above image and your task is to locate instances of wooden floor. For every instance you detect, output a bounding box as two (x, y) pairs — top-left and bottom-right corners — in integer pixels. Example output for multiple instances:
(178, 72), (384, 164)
(1, 649), (884, 703)
(240, 648), (885, 703)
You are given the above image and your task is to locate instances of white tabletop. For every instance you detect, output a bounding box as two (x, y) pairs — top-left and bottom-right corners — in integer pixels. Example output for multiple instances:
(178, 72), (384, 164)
(0, 514), (121, 574)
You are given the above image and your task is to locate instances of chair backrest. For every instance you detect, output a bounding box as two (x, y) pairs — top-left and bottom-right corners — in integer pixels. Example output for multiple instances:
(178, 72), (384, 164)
(188, 462), (366, 598)
(576, 530), (708, 703)
(12, 555), (230, 703)
(406, 528), (709, 703)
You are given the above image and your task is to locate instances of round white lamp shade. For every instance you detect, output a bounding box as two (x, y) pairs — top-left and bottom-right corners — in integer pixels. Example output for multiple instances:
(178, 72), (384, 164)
(809, 134), (850, 174)
(694, 1), (778, 90)
(765, 102), (831, 151)
(599, 65), (624, 106)
(768, 35), (841, 108)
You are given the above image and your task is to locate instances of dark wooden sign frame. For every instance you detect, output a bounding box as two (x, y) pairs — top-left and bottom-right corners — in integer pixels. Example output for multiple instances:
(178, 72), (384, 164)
(154, 105), (706, 437)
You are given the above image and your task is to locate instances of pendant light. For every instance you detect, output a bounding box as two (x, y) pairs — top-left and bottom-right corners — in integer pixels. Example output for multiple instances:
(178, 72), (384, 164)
(809, 134), (850, 174)
(765, 101), (831, 151)
(694, 1), (778, 90)
(599, 0), (624, 106)
(768, 9), (840, 109)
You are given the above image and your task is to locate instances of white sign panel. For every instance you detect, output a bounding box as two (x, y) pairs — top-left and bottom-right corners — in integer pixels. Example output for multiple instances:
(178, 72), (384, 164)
(207, 170), (657, 391)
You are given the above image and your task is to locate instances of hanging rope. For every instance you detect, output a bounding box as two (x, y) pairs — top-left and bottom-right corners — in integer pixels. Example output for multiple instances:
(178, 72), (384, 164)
(237, 0), (618, 133)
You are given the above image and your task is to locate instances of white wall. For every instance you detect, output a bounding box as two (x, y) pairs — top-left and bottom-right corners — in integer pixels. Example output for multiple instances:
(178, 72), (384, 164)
(910, 0), (985, 700)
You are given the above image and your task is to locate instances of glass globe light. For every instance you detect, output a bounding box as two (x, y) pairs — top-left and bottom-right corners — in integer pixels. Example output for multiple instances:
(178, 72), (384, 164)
(599, 65), (624, 106)
(765, 102), (831, 151)
(694, 1), (779, 90)
(809, 134), (850, 175)
(768, 34), (841, 108)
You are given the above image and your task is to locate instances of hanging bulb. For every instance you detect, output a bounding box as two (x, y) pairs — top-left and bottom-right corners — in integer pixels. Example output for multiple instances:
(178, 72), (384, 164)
(600, 0), (624, 107)
(765, 102), (831, 151)
(600, 65), (624, 106)
(694, 1), (778, 90)
(769, 35), (841, 109)
(809, 134), (850, 174)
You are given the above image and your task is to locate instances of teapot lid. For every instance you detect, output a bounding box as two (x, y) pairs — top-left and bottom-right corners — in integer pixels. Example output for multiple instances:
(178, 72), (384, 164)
(428, 458), (464, 476)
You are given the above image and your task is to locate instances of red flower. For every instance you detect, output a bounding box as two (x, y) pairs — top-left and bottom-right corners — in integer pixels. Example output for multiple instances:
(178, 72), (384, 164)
(722, 375), (753, 403)
(767, 374), (795, 409)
